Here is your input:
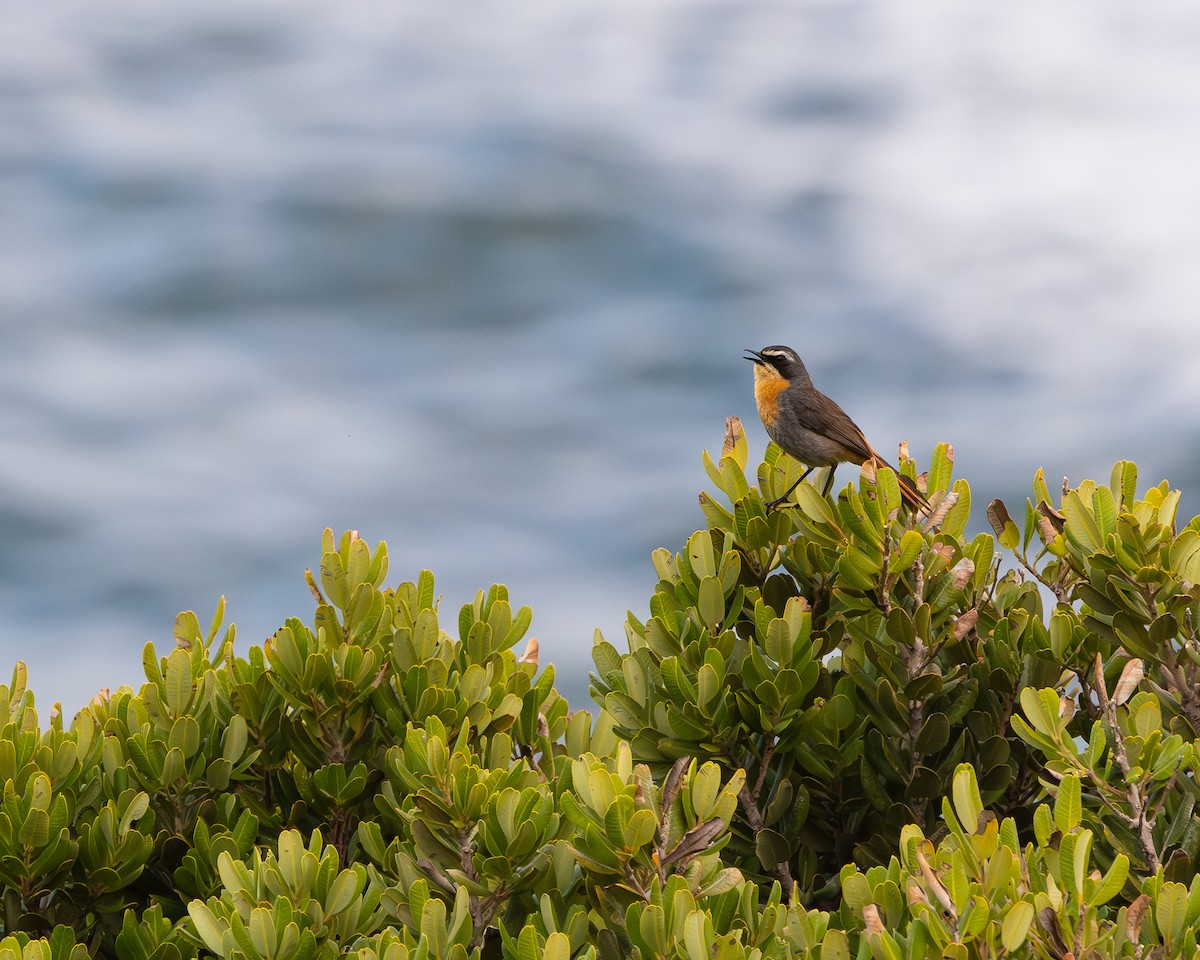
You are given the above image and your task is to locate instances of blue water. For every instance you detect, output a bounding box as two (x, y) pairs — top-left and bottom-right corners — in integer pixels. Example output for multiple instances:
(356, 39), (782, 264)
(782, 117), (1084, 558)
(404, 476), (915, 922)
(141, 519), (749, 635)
(4, 1), (1200, 714)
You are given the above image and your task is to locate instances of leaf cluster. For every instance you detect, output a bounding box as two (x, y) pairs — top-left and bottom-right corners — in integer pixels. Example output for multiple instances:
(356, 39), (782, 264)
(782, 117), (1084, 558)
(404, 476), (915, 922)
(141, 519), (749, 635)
(6, 426), (1200, 960)
(0, 531), (773, 959)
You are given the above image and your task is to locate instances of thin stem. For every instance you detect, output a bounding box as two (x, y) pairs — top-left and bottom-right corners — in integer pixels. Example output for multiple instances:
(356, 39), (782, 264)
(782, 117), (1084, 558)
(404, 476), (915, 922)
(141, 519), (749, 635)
(737, 735), (793, 898)
(1096, 675), (1161, 871)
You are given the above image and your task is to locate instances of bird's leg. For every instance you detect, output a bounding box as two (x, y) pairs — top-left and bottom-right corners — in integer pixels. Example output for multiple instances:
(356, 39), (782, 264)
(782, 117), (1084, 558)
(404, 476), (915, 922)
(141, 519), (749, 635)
(766, 465), (815, 511)
(821, 466), (837, 499)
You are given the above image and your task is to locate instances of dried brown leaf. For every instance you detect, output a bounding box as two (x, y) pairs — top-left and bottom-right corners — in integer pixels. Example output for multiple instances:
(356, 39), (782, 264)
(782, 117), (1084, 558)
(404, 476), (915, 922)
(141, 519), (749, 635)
(1112, 658), (1144, 707)
(950, 558), (975, 590)
(661, 756), (690, 824)
(952, 609), (979, 641)
(1093, 653), (1109, 707)
(1036, 907), (1068, 956)
(662, 817), (724, 865)
(862, 903), (885, 936)
(1036, 500), (1066, 531)
(922, 491), (958, 532)
(723, 416), (744, 459)
(1125, 894), (1150, 942)
(915, 847), (955, 917)
(986, 498), (1015, 540)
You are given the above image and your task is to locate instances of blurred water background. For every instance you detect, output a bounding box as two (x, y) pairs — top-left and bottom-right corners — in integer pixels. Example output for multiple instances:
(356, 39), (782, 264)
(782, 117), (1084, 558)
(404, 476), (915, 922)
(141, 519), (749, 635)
(4, 1), (1200, 715)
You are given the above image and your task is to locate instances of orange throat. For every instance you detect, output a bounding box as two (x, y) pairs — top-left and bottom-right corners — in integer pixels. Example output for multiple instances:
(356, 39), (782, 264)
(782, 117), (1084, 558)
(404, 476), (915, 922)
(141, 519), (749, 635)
(753, 365), (788, 428)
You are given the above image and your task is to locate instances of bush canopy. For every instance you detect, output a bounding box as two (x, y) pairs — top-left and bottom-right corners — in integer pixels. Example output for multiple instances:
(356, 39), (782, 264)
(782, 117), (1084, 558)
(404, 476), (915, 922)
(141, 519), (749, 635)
(4, 417), (1200, 960)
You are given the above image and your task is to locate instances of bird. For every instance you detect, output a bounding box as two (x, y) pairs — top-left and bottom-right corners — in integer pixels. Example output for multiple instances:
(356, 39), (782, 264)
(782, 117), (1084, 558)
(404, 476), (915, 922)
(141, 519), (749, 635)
(744, 345), (929, 512)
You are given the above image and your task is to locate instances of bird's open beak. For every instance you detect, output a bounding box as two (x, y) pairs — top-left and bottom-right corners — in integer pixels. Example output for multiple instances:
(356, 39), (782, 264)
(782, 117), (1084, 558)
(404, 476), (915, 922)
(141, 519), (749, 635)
(744, 349), (765, 364)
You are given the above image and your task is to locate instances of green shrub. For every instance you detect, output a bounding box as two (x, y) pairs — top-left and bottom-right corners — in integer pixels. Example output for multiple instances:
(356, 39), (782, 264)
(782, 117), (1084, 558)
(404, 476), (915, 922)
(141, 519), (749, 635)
(592, 419), (1046, 899)
(4, 422), (1200, 959)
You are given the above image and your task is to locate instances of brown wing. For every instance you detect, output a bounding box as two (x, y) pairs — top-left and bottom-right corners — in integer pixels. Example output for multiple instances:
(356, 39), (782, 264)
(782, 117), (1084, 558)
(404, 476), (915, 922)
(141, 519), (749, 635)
(789, 390), (875, 464)
(789, 387), (930, 511)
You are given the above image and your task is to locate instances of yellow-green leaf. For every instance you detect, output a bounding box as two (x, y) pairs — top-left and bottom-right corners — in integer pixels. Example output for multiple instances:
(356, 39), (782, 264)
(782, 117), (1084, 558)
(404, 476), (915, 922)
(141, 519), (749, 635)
(951, 764), (983, 834)
(1001, 901), (1035, 951)
(820, 929), (850, 960)
(1156, 881), (1188, 946)
(544, 931), (571, 960)
(163, 648), (193, 716)
(1053, 774), (1081, 833)
(1089, 853), (1129, 906)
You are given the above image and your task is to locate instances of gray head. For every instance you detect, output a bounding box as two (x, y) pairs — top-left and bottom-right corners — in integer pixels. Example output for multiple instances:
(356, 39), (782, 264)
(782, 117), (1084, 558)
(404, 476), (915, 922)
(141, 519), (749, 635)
(744, 345), (812, 384)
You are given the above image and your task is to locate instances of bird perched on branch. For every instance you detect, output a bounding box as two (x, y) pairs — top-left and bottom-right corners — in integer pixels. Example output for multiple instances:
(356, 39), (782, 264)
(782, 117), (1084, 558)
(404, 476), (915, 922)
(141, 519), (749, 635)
(745, 345), (929, 512)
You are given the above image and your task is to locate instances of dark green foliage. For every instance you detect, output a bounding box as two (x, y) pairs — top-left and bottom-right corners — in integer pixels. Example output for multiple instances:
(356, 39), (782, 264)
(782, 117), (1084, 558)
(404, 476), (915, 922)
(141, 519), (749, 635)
(4, 429), (1200, 959)
(592, 420), (1053, 898)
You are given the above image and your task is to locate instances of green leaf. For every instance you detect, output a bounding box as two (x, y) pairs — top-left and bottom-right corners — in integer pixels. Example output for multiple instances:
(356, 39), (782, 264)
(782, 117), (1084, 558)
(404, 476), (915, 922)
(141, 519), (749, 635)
(1156, 881), (1188, 946)
(959, 895), (990, 937)
(927, 443), (954, 495)
(188, 902), (227, 955)
(1054, 774), (1081, 833)
(689, 763), (720, 821)
(683, 912), (709, 960)
(755, 829), (791, 870)
(1019, 687), (1064, 740)
(173, 609), (202, 649)
(951, 763), (983, 833)
(142, 643), (164, 687)
(891, 530), (924, 574)
(223, 714), (249, 764)
(1033, 804), (1052, 847)
(1000, 901), (1035, 952)
(118, 792), (150, 834)
(697, 663), (720, 711)
(1062, 490), (1102, 555)
(1093, 486), (1118, 540)
(867, 926), (903, 960)
(516, 925), (540, 960)
(875, 465), (902, 514)
(167, 716), (201, 758)
(764, 618), (794, 667)
(916, 713), (951, 755)
(592, 639), (623, 678)
(1170, 530), (1200, 584)
(1111, 460), (1138, 508)
(940, 480), (972, 539)
(417, 569), (436, 610)
(346, 536), (370, 590)
(1089, 853), (1129, 906)
(325, 869), (360, 916)
(841, 872), (871, 912)
(1058, 829), (1092, 897)
(697, 577), (725, 632)
(794, 482), (839, 528)
(1032, 468), (1052, 506)
(163, 649), (193, 716)
(544, 931), (571, 960)
(321, 550), (349, 610)
(702, 449), (725, 491)
(688, 532), (716, 580)
(820, 929), (850, 960)
(19, 807), (50, 847)
(1160, 488), (1181, 528)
